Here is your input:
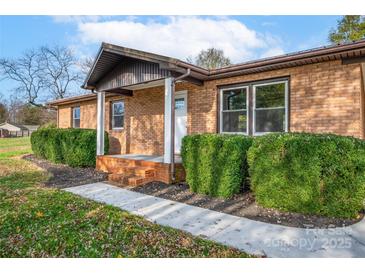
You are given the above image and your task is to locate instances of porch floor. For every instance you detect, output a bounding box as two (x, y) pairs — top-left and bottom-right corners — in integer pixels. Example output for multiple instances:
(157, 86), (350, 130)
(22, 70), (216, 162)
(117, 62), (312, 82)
(107, 154), (182, 164)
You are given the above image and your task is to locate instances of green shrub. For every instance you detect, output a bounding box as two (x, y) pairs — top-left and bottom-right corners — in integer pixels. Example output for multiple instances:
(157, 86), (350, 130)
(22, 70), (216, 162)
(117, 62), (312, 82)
(31, 128), (109, 167)
(247, 133), (365, 218)
(181, 134), (253, 198)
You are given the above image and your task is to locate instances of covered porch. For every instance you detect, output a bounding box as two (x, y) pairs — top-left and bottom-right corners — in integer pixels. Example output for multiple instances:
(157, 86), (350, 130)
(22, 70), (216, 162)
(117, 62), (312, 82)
(83, 43), (206, 184)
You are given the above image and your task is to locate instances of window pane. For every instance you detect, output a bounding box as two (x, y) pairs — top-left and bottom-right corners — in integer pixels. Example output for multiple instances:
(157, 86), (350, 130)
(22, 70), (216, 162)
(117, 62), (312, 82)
(73, 107), (80, 119)
(255, 83), (285, 108)
(74, 118), (80, 128)
(222, 88), (247, 110)
(113, 115), (124, 128)
(222, 111), (247, 133)
(113, 102), (124, 115)
(255, 108), (285, 133)
(175, 98), (185, 110)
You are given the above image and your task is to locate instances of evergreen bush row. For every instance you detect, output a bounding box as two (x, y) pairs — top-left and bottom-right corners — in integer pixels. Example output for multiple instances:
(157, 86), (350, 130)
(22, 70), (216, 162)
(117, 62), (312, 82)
(31, 128), (109, 167)
(181, 133), (365, 218)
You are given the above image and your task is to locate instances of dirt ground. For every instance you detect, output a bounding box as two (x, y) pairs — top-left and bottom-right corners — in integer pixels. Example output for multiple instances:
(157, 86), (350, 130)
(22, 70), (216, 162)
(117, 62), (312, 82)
(130, 181), (363, 229)
(25, 155), (363, 229)
(24, 155), (108, 189)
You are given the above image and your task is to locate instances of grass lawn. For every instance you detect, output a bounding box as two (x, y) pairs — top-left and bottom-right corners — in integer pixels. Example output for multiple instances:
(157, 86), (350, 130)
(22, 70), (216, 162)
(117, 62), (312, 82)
(0, 137), (32, 159)
(0, 137), (249, 257)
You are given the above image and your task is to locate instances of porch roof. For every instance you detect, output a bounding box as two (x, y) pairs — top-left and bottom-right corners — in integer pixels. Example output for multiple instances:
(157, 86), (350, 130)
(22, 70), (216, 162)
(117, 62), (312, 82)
(82, 43), (207, 91)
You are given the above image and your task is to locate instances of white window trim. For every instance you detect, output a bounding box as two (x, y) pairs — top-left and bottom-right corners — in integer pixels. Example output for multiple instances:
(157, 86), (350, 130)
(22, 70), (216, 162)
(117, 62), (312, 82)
(252, 80), (288, 136)
(175, 90), (188, 113)
(111, 101), (124, 130)
(72, 107), (80, 128)
(219, 85), (249, 135)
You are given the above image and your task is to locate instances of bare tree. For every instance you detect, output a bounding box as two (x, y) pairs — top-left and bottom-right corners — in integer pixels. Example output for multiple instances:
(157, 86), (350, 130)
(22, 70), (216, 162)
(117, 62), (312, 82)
(0, 50), (44, 107)
(0, 46), (84, 106)
(188, 48), (231, 69)
(39, 46), (81, 99)
(0, 93), (8, 123)
(79, 56), (94, 77)
(6, 94), (24, 123)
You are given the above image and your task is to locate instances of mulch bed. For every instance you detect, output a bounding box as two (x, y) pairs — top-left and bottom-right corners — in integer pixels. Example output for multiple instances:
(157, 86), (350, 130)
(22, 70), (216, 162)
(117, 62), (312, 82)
(130, 181), (364, 229)
(24, 155), (363, 229)
(23, 155), (108, 189)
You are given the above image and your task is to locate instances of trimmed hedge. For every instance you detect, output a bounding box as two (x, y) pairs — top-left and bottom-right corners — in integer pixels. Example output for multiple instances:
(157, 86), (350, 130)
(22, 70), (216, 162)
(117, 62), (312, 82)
(181, 134), (253, 198)
(247, 133), (365, 218)
(31, 128), (109, 167)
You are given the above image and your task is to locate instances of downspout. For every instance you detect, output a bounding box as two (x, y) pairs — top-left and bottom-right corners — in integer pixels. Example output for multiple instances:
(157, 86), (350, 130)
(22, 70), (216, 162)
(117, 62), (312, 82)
(361, 63), (365, 139)
(56, 106), (59, 128)
(170, 68), (191, 182)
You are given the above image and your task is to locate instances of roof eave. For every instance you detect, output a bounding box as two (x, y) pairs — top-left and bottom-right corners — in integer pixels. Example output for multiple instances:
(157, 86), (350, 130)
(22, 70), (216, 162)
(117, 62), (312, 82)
(83, 39), (365, 90)
(83, 43), (210, 89)
(82, 45), (104, 89)
(209, 39), (365, 77)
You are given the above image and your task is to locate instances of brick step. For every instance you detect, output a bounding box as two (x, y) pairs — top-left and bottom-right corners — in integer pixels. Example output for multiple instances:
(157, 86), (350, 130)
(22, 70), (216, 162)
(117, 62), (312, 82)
(99, 156), (162, 168)
(107, 174), (131, 187)
(109, 166), (156, 178)
(99, 162), (155, 177)
(127, 176), (155, 186)
(96, 155), (186, 184)
(107, 173), (154, 187)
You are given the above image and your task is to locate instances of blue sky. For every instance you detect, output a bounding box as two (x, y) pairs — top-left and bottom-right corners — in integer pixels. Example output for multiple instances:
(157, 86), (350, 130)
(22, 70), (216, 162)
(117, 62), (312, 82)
(0, 15), (341, 101)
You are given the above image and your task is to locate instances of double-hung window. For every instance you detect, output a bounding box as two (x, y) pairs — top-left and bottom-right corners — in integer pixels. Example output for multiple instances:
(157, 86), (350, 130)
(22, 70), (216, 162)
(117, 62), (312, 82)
(112, 101), (124, 129)
(72, 107), (80, 128)
(220, 79), (288, 135)
(220, 87), (248, 134)
(253, 81), (288, 134)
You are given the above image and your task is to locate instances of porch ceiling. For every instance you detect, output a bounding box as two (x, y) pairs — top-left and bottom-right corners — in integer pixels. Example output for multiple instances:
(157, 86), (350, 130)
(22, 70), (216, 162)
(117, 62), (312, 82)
(102, 79), (166, 96)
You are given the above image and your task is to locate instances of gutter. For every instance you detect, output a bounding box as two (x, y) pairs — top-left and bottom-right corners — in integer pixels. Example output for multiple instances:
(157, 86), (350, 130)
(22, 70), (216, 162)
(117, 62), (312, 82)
(170, 68), (191, 182)
(82, 40), (365, 91)
(209, 40), (365, 76)
(361, 63), (365, 139)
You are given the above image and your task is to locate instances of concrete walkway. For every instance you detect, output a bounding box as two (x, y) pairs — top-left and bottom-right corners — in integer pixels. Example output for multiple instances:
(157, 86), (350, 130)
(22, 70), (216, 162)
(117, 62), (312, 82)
(65, 182), (365, 258)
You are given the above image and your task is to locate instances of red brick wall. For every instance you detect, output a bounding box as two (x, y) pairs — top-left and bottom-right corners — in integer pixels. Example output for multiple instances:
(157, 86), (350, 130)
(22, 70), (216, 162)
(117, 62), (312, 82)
(206, 60), (363, 138)
(124, 87), (165, 155)
(57, 60), (364, 154)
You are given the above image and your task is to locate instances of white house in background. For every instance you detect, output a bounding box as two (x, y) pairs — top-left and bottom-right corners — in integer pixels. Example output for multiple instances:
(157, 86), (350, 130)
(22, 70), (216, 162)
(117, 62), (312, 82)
(0, 122), (39, 137)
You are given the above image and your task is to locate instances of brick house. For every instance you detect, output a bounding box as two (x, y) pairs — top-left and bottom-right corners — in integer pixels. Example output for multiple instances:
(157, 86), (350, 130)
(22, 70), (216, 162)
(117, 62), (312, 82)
(48, 40), (365, 185)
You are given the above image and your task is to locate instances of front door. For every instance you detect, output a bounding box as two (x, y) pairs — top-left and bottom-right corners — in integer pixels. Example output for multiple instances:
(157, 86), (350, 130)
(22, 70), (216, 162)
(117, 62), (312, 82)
(174, 91), (187, 153)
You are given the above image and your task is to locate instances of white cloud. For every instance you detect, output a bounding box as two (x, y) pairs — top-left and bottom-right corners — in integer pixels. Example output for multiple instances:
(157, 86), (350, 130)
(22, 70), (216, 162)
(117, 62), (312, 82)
(261, 21), (277, 27)
(71, 16), (285, 63)
(52, 16), (104, 24)
(260, 47), (285, 58)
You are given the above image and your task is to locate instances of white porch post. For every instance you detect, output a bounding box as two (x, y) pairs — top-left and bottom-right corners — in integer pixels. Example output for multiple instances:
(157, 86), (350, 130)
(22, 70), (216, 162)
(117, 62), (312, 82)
(164, 77), (173, 163)
(96, 91), (105, 156)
